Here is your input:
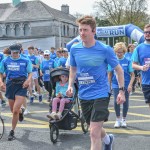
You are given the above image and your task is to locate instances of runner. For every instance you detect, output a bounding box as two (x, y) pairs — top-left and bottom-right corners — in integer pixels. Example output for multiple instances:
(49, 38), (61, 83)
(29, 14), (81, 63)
(40, 50), (54, 102)
(0, 43), (32, 141)
(28, 46), (42, 103)
(108, 42), (135, 128)
(66, 15), (125, 150)
(132, 24), (150, 108)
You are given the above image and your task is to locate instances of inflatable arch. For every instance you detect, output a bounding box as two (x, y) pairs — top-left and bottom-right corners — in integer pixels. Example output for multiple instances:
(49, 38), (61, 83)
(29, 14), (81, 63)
(66, 24), (144, 51)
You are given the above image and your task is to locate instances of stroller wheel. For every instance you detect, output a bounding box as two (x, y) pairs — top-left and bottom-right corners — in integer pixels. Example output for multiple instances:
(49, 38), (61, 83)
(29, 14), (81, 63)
(80, 116), (89, 134)
(0, 117), (4, 140)
(50, 124), (59, 143)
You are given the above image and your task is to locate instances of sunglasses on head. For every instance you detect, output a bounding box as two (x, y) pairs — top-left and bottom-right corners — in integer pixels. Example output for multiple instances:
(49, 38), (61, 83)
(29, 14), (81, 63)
(44, 55), (49, 56)
(144, 31), (150, 34)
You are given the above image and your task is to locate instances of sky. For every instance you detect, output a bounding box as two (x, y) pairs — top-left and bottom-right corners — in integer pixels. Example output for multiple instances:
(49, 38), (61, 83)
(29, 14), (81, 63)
(0, 0), (96, 15)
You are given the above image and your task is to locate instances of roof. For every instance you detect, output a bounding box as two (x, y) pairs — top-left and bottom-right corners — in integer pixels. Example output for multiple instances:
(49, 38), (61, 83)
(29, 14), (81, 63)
(0, 0), (76, 23)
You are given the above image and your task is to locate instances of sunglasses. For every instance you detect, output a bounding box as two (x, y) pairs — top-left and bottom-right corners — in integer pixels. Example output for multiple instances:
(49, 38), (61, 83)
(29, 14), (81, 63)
(144, 31), (150, 34)
(44, 55), (49, 56)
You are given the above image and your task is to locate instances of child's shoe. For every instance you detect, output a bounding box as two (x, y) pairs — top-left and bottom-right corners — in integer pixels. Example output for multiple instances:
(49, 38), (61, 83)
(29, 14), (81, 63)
(55, 112), (62, 120)
(47, 112), (56, 119)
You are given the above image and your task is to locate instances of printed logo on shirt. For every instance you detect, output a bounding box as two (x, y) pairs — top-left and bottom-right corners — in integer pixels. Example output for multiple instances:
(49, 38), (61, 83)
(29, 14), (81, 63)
(121, 64), (128, 66)
(20, 63), (26, 66)
(45, 70), (50, 74)
(7, 64), (20, 71)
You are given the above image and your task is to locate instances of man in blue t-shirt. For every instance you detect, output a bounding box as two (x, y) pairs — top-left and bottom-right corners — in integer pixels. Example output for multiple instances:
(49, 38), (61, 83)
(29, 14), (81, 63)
(66, 16), (125, 150)
(132, 24), (150, 107)
(0, 44), (32, 141)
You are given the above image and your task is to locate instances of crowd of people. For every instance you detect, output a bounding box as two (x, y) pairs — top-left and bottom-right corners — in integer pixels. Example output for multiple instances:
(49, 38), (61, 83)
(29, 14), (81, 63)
(0, 15), (149, 150)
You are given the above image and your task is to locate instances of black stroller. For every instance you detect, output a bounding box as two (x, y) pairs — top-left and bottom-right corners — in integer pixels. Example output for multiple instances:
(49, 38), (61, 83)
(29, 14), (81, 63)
(49, 68), (88, 143)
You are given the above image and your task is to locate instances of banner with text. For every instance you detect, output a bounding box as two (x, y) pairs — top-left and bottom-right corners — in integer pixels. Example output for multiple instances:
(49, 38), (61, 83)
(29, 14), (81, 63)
(96, 25), (126, 37)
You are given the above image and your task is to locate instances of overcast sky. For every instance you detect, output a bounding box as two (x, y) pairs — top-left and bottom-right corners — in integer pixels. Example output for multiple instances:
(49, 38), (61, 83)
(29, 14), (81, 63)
(1, 0), (96, 15)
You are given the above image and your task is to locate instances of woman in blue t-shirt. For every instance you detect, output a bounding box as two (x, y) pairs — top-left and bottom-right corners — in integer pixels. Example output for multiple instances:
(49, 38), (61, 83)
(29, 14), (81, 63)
(108, 42), (135, 128)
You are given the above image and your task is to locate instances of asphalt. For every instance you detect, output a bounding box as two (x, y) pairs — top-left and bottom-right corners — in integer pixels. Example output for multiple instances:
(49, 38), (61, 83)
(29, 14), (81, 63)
(0, 88), (149, 150)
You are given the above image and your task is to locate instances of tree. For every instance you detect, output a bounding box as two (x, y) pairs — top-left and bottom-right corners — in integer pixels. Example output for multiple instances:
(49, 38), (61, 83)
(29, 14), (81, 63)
(94, 0), (149, 28)
(73, 12), (84, 19)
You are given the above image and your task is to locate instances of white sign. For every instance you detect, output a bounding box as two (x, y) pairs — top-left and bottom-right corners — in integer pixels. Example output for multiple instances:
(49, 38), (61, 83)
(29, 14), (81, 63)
(96, 25), (126, 37)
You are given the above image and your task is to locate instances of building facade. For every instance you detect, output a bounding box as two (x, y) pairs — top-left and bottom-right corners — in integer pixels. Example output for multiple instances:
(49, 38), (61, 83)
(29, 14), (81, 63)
(0, 0), (78, 50)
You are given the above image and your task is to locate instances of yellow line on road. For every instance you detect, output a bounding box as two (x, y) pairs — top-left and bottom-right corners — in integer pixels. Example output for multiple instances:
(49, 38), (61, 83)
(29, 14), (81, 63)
(105, 119), (150, 124)
(73, 127), (150, 135)
(109, 110), (150, 118)
(4, 123), (49, 128)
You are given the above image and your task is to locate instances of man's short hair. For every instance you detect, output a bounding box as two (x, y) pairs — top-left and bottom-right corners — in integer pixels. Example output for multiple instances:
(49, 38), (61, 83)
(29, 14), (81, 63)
(28, 46), (34, 50)
(76, 15), (96, 31)
(144, 24), (150, 29)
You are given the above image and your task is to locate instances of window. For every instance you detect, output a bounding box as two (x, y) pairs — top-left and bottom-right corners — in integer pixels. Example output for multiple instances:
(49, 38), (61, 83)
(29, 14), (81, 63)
(67, 25), (69, 36)
(24, 24), (30, 36)
(15, 24), (20, 36)
(63, 25), (65, 36)
(6, 25), (11, 36)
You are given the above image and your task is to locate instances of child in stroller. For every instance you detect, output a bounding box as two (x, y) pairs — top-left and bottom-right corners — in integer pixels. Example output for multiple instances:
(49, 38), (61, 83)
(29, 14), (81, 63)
(47, 68), (88, 143)
(47, 73), (75, 120)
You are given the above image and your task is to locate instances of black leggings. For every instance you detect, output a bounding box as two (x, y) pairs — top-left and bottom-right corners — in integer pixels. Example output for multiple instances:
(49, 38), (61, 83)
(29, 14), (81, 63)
(44, 81), (53, 97)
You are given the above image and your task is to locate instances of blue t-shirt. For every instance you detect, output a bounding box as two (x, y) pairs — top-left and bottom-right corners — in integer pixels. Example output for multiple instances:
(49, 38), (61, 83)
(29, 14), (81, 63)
(125, 52), (133, 60)
(28, 55), (39, 72)
(40, 59), (54, 81)
(0, 56), (32, 83)
(0, 53), (4, 62)
(54, 57), (61, 68)
(59, 57), (67, 67)
(0, 53), (4, 67)
(132, 43), (150, 85)
(55, 81), (75, 101)
(50, 52), (57, 60)
(70, 40), (119, 100)
(108, 56), (134, 88)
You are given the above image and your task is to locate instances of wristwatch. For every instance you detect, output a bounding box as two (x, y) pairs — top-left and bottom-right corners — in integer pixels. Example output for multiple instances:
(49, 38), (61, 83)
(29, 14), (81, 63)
(119, 87), (125, 92)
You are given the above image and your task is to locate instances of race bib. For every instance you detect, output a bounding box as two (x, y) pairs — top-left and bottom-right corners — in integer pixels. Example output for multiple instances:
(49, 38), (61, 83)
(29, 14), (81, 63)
(78, 73), (95, 85)
(144, 58), (150, 66)
(45, 70), (50, 74)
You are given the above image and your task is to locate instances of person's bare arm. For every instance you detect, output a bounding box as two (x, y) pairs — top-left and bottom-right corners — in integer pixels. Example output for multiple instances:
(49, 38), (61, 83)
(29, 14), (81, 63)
(0, 73), (6, 92)
(128, 72), (135, 93)
(23, 73), (32, 88)
(108, 72), (112, 91)
(115, 64), (124, 88)
(132, 62), (149, 71)
(66, 66), (77, 97)
(114, 64), (125, 104)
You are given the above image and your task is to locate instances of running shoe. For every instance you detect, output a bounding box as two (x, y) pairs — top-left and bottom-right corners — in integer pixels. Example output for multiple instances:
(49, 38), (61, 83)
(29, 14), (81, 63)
(1, 100), (6, 107)
(24, 109), (30, 115)
(114, 120), (121, 128)
(103, 134), (114, 150)
(19, 108), (25, 122)
(30, 96), (34, 104)
(121, 119), (127, 128)
(8, 130), (15, 141)
(39, 95), (43, 102)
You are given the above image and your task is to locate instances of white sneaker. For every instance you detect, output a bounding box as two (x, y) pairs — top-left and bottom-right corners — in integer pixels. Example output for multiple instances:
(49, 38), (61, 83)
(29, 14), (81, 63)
(24, 109), (30, 115)
(114, 120), (121, 128)
(121, 120), (127, 128)
(47, 112), (56, 119)
(55, 112), (62, 120)
(32, 92), (38, 97)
